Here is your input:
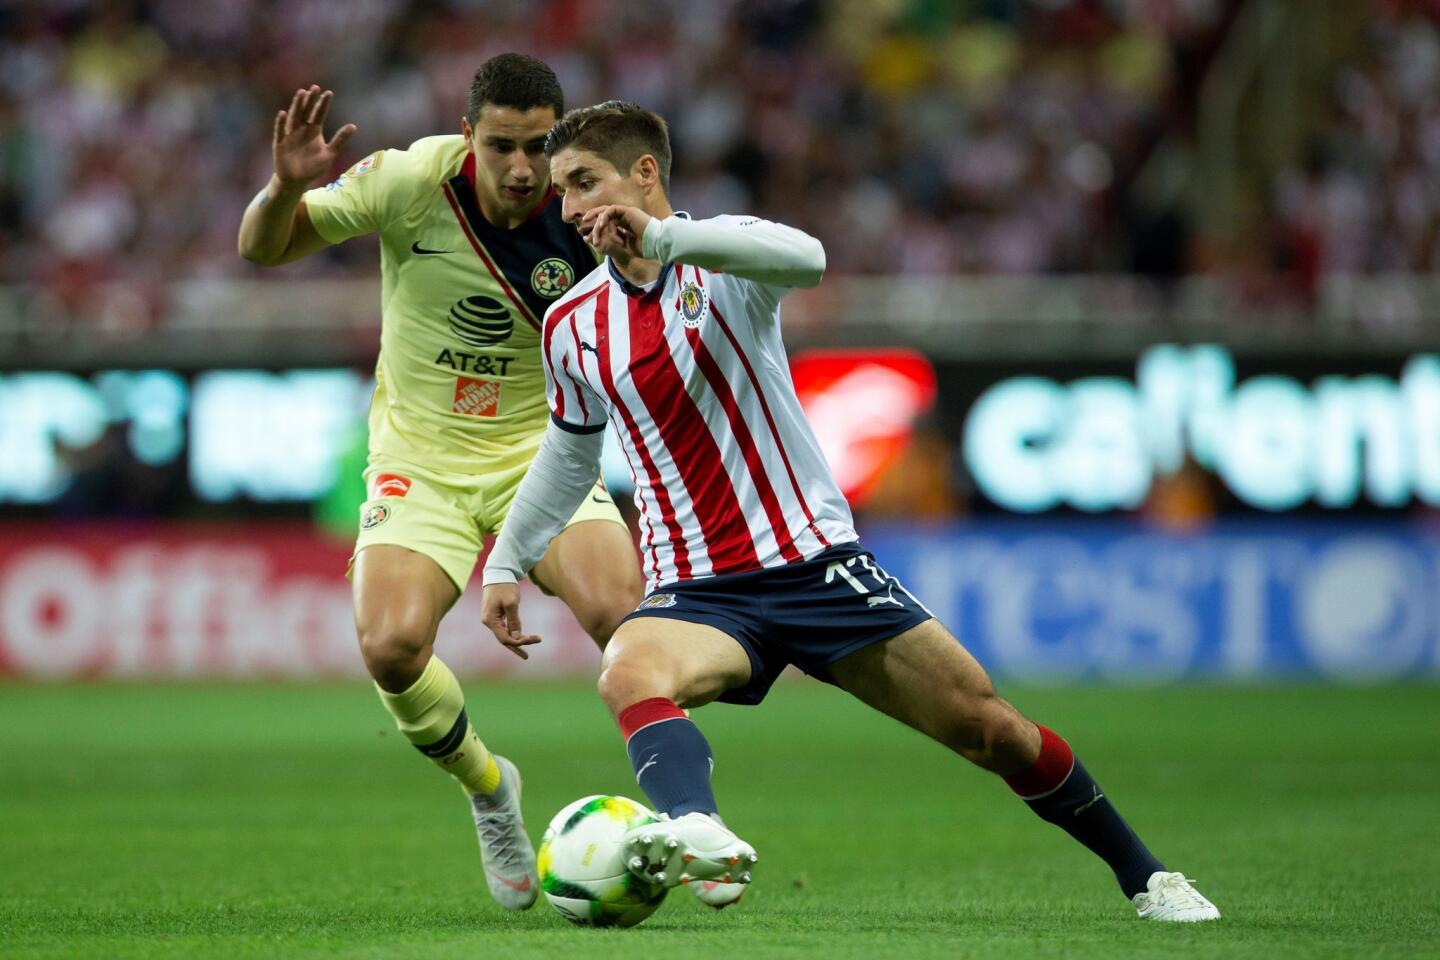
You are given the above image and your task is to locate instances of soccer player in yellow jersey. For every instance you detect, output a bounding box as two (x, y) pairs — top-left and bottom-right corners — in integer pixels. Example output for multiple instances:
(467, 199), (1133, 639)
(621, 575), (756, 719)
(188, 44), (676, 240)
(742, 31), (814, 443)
(237, 54), (644, 909)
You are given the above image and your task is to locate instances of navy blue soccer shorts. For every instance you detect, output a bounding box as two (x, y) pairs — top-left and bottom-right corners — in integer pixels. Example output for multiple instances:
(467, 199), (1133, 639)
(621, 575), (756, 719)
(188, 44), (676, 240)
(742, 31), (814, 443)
(619, 541), (934, 705)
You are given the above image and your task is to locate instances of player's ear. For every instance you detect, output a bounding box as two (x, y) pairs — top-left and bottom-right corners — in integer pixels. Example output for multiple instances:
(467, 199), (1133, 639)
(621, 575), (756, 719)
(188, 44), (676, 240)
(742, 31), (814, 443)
(633, 154), (659, 191)
(461, 116), (474, 145)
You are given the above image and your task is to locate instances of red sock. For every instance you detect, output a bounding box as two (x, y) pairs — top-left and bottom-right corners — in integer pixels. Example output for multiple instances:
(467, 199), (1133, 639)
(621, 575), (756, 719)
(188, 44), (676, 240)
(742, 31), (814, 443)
(617, 697), (687, 741)
(1003, 724), (1075, 799)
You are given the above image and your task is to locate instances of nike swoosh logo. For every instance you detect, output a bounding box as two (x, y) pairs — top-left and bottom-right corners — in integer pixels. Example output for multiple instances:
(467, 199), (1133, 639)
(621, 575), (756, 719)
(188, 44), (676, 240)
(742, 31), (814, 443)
(411, 241), (452, 255)
(636, 755), (659, 779)
(592, 494), (610, 504)
(487, 870), (533, 892)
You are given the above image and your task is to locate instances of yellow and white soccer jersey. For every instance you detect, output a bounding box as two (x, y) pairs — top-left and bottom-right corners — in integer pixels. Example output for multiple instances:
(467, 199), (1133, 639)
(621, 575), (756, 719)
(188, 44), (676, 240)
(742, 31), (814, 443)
(305, 135), (597, 473)
(304, 135), (619, 587)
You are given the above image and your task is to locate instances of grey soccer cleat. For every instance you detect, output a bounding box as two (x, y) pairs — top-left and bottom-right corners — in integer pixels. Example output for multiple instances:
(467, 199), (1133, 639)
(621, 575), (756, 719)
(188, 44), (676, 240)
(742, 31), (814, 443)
(469, 755), (539, 910)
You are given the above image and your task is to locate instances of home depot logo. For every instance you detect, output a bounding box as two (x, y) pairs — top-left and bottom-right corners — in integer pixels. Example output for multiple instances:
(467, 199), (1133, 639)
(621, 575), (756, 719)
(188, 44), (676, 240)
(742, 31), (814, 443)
(453, 377), (501, 417)
(372, 474), (411, 498)
(790, 349), (936, 505)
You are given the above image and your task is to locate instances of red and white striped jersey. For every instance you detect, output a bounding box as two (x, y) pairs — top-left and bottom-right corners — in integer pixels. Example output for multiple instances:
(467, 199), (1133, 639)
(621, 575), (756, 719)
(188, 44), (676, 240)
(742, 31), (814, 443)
(541, 215), (857, 591)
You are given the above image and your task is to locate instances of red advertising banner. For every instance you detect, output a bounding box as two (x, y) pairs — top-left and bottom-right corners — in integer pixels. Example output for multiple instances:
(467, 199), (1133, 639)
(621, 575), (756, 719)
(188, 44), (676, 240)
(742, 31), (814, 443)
(0, 523), (600, 679)
(789, 349), (937, 505)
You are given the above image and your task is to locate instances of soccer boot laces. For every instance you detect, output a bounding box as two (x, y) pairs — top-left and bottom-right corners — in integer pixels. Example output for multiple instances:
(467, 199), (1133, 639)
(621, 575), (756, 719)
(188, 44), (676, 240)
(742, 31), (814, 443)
(469, 755), (539, 910)
(1132, 871), (1221, 922)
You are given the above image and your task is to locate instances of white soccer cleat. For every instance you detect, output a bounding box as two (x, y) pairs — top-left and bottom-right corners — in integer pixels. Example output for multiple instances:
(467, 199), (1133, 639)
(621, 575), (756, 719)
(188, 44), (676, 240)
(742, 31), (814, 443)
(1132, 872), (1221, 922)
(622, 812), (758, 892)
(469, 755), (539, 910)
(688, 879), (747, 909)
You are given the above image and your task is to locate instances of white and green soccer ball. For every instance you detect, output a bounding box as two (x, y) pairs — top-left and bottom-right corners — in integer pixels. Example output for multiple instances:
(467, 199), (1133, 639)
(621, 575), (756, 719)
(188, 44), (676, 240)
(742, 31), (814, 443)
(537, 795), (669, 928)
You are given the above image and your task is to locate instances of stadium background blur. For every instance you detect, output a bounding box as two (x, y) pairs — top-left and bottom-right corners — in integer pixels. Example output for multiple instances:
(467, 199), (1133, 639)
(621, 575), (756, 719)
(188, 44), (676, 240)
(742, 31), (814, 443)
(3, 0), (1438, 682)
(1, 2), (1438, 956)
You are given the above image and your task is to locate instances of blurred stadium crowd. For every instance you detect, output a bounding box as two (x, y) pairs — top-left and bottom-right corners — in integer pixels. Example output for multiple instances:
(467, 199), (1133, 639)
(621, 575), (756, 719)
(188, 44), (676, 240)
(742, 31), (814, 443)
(1276, 0), (1440, 280)
(0, 0), (1435, 298)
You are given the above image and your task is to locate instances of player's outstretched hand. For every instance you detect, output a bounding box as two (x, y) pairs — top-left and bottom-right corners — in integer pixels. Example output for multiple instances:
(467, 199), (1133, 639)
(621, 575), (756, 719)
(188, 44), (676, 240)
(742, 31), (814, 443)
(273, 85), (357, 188)
(581, 205), (651, 258)
(480, 583), (542, 660)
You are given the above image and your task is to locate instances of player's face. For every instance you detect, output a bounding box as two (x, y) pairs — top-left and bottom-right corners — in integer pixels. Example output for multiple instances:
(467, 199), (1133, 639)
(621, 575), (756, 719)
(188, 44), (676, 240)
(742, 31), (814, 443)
(551, 147), (648, 228)
(461, 104), (558, 220)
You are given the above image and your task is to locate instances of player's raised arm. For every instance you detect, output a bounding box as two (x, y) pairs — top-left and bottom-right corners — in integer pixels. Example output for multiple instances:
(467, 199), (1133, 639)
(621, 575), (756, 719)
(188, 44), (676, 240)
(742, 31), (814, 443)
(480, 420), (607, 658)
(238, 85), (357, 266)
(587, 207), (825, 289)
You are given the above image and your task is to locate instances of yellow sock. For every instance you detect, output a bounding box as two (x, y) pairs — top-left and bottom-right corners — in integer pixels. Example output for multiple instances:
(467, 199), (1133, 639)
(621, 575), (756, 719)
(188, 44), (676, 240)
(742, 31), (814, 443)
(376, 656), (503, 794)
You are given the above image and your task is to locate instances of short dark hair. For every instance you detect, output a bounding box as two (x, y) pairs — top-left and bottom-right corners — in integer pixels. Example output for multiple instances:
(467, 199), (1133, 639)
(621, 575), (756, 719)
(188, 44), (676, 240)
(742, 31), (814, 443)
(466, 53), (563, 124)
(544, 100), (672, 193)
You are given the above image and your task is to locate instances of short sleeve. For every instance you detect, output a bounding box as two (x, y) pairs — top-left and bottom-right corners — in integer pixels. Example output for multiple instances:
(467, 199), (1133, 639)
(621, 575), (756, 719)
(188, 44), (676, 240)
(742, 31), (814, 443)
(303, 150), (400, 244)
(542, 308), (608, 434)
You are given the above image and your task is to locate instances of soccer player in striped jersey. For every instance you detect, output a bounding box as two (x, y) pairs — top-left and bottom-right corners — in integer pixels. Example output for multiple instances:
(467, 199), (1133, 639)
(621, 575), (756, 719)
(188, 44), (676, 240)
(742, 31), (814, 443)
(238, 57), (645, 909)
(479, 101), (1220, 922)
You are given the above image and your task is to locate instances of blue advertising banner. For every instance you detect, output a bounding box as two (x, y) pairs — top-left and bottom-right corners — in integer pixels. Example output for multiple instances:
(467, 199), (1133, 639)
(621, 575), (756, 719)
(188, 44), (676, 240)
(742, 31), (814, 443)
(859, 521), (1440, 682)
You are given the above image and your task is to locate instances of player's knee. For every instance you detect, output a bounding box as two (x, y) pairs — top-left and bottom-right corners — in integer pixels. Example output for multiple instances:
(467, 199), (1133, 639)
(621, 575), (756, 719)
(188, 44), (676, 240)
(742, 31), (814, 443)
(596, 653), (676, 717)
(941, 691), (1032, 772)
(980, 705), (1038, 772)
(356, 608), (435, 691)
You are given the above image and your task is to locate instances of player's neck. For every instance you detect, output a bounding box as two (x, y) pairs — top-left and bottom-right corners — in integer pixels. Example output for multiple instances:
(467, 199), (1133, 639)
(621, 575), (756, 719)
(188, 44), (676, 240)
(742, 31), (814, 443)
(611, 197), (674, 287)
(611, 250), (662, 286)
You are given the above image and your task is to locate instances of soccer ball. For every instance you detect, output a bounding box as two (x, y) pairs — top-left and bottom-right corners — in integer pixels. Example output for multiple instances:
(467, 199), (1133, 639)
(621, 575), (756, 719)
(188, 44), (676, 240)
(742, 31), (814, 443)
(537, 795), (669, 927)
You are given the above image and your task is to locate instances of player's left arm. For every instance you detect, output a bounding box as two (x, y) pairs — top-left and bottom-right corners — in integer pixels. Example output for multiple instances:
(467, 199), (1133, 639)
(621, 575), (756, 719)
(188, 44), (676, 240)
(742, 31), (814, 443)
(586, 208), (825, 288)
(480, 422), (605, 658)
(481, 314), (609, 658)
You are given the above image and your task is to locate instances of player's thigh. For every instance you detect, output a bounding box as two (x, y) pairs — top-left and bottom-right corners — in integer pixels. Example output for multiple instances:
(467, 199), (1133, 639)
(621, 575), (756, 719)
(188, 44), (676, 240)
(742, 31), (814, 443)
(530, 518), (640, 596)
(599, 616), (752, 712)
(828, 618), (1009, 743)
(351, 465), (482, 640)
(530, 502), (644, 646)
(351, 543), (461, 650)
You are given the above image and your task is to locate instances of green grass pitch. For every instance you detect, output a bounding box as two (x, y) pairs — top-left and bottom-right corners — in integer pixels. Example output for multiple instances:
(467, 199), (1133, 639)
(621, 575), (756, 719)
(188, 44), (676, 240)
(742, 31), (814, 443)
(1, 681), (1436, 959)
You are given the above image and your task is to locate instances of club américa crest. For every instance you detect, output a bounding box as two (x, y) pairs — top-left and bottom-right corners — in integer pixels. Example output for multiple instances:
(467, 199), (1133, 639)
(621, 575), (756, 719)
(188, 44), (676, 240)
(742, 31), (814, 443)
(360, 503), (390, 530)
(531, 258), (575, 299)
(679, 280), (708, 327)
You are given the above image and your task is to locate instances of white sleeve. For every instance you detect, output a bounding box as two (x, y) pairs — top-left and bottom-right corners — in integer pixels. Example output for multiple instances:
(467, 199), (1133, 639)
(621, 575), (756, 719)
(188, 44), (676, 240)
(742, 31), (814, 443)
(482, 422), (605, 585)
(641, 214), (825, 289)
